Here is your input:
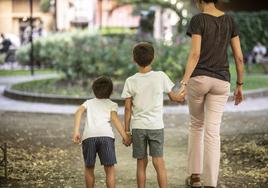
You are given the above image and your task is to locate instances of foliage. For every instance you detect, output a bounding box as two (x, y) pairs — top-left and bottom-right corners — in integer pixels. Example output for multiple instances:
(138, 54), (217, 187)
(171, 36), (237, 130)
(115, 0), (190, 33)
(40, 0), (52, 13)
(230, 11), (268, 53)
(53, 33), (135, 81)
(40, 0), (51, 13)
(16, 31), (189, 82)
(154, 41), (188, 79)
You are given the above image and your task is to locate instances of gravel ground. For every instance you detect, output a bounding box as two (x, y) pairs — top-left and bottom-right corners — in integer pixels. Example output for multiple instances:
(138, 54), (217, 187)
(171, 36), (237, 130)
(0, 111), (267, 188)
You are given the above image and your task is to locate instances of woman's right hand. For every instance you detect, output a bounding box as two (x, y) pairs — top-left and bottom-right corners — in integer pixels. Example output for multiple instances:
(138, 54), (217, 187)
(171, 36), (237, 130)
(234, 85), (243, 105)
(179, 80), (187, 96)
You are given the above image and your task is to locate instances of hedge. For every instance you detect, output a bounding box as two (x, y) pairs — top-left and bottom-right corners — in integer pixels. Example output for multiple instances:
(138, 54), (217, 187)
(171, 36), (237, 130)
(16, 31), (188, 81)
(230, 11), (268, 53)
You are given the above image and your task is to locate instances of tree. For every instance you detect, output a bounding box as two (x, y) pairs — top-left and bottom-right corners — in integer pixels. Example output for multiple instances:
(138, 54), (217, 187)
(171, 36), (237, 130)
(113, 0), (191, 33)
(40, 0), (51, 13)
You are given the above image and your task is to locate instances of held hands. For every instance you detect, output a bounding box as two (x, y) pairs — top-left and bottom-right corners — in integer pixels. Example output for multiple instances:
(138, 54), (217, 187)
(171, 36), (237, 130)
(73, 131), (81, 144)
(177, 84), (186, 102)
(122, 132), (132, 147)
(169, 81), (187, 103)
(174, 80), (187, 103)
(234, 85), (243, 105)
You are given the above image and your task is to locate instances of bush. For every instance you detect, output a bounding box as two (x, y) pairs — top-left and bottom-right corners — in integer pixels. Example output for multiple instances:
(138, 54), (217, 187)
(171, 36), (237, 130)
(230, 11), (268, 53)
(40, 0), (51, 13)
(16, 31), (189, 81)
(16, 32), (73, 68)
(154, 42), (188, 79)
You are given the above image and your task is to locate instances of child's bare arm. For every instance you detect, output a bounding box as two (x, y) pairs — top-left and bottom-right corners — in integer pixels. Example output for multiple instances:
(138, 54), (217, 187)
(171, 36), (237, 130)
(73, 105), (86, 144)
(111, 111), (131, 145)
(124, 98), (132, 133)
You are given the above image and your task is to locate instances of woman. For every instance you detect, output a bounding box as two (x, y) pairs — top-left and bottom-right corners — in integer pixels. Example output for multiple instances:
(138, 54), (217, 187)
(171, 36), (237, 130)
(179, 0), (244, 187)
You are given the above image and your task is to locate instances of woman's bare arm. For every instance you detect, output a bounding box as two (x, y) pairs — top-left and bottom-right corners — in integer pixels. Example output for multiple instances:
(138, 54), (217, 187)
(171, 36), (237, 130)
(231, 36), (244, 85)
(181, 34), (202, 83)
(230, 36), (244, 105)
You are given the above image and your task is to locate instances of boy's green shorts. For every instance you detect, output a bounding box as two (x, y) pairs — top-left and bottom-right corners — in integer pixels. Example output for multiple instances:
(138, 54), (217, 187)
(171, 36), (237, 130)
(132, 129), (164, 159)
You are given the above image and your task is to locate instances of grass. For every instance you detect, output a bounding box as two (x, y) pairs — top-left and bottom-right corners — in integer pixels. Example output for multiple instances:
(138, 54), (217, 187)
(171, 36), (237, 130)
(0, 69), (56, 77)
(100, 27), (135, 35)
(12, 78), (124, 98)
(229, 63), (268, 91)
(10, 64), (268, 97)
(235, 74), (268, 90)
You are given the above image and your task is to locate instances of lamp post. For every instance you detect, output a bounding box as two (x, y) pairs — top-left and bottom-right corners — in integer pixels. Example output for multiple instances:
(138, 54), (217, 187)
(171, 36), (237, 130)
(99, 0), (103, 29)
(29, 0), (34, 76)
(54, 0), (57, 31)
(51, 0), (58, 31)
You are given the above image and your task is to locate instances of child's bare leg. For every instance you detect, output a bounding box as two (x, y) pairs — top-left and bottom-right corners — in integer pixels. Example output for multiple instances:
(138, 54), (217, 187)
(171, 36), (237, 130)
(104, 165), (115, 188)
(85, 166), (95, 188)
(137, 157), (148, 188)
(152, 157), (167, 188)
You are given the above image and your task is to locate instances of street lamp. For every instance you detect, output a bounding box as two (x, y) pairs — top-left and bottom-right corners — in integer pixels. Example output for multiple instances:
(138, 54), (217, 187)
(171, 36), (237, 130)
(99, 0), (103, 29)
(50, 0), (58, 31)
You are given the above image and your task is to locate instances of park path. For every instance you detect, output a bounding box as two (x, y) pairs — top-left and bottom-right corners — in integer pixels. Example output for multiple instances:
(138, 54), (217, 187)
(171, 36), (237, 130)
(1, 110), (267, 187)
(0, 74), (268, 114)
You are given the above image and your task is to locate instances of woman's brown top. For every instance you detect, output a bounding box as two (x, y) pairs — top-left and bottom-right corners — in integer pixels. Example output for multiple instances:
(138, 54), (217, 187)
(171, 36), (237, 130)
(186, 13), (239, 82)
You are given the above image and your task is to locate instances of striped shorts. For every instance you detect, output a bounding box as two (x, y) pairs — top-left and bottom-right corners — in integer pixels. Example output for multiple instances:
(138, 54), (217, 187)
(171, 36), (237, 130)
(82, 137), (116, 167)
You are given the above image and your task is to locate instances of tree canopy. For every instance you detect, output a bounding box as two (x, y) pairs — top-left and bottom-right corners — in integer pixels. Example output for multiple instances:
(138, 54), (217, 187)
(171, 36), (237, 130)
(113, 0), (192, 33)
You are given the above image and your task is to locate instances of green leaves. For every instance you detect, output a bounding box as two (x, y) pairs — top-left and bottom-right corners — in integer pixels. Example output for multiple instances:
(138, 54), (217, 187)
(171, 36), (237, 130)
(230, 11), (268, 53)
(40, 0), (51, 13)
(16, 31), (189, 82)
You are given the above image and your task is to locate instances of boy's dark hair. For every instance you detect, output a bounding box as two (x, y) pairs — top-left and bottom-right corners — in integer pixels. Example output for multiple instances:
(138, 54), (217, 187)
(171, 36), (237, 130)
(92, 76), (113, 99)
(201, 0), (218, 3)
(133, 42), (154, 67)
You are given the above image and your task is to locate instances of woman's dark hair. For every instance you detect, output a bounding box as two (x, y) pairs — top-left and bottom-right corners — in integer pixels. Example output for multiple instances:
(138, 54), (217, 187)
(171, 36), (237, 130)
(202, 0), (218, 3)
(92, 76), (113, 99)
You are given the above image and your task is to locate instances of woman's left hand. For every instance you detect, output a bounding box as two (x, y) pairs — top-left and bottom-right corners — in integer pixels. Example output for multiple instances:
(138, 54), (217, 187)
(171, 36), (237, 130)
(234, 85), (243, 105)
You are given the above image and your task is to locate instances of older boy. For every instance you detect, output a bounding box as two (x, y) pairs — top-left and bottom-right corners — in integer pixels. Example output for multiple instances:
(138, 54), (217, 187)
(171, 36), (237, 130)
(121, 42), (185, 188)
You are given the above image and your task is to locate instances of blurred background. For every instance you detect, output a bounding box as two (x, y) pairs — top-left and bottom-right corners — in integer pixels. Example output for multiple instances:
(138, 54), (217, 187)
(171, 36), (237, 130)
(0, 0), (268, 93)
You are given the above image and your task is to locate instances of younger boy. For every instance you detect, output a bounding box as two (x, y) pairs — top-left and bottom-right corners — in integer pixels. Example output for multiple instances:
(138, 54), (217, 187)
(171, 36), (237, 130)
(73, 76), (131, 188)
(121, 42), (185, 188)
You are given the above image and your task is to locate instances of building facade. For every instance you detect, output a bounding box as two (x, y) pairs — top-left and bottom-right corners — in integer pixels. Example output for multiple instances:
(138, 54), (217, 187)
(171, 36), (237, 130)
(0, 0), (185, 42)
(0, 0), (53, 37)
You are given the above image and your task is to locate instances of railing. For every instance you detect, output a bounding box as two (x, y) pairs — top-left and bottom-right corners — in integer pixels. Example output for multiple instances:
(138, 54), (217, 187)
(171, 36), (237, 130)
(0, 143), (7, 180)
